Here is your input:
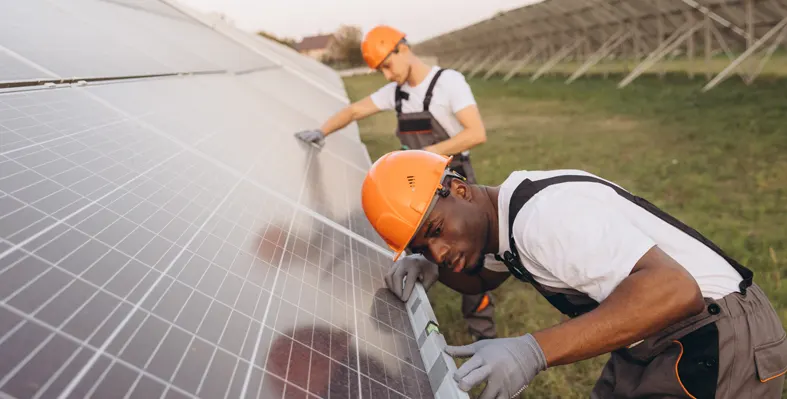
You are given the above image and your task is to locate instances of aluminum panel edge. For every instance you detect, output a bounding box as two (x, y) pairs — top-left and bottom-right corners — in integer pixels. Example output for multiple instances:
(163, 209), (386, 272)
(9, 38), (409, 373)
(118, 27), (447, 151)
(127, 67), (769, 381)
(406, 282), (470, 399)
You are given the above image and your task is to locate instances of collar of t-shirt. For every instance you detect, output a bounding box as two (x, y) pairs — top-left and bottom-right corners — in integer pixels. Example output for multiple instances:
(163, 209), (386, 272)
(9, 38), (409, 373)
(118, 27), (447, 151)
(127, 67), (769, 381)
(398, 66), (440, 99)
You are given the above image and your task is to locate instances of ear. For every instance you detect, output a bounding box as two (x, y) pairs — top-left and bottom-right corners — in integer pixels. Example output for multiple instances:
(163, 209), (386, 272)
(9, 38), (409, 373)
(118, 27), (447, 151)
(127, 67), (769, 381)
(449, 178), (471, 200)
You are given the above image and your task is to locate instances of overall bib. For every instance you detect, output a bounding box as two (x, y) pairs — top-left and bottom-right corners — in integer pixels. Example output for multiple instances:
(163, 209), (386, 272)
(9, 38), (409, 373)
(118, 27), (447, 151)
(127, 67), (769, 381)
(395, 68), (495, 339)
(494, 175), (787, 398)
(394, 68), (478, 184)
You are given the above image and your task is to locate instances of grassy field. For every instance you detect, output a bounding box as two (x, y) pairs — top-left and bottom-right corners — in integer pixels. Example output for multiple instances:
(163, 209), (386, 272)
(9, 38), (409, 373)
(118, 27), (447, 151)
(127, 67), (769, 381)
(342, 71), (787, 398)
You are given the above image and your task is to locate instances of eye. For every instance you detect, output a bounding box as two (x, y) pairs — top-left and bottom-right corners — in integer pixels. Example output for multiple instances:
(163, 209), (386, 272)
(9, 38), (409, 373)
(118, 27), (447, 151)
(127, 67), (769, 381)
(430, 222), (443, 238)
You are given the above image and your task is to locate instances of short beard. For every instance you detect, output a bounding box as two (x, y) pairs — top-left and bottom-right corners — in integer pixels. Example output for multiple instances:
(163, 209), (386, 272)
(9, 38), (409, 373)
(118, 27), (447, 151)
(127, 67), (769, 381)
(462, 253), (486, 276)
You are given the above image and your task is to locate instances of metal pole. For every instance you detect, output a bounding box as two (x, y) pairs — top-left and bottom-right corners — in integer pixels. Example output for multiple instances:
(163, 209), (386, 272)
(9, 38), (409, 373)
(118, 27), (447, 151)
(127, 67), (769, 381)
(704, 17), (787, 91)
(619, 21), (705, 88)
(531, 38), (585, 81)
(502, 45), (543, 82)
(566, 30), (630, 83)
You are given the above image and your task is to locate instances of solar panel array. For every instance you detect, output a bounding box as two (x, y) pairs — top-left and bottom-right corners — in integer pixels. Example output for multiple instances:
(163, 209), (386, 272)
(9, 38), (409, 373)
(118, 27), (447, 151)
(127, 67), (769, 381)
(0, 1), (461, 398)
(412, 0), (787, 91)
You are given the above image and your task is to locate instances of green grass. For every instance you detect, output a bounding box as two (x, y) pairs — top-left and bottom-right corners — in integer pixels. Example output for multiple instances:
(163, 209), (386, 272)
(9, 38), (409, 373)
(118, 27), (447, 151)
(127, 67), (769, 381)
(343, 71), (787, 398)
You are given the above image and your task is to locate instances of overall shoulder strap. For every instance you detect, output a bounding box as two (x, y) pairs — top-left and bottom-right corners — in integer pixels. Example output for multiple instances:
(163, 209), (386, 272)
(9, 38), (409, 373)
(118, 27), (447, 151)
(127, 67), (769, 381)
(505, 175), (754, 294)
(423, 68), (446, 112)
(394, 85), (405, 115)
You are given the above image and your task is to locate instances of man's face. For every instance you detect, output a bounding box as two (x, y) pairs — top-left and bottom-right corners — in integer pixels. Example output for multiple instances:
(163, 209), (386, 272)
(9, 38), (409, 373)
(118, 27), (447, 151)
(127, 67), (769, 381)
(378, 47), (410, 85)
(407, 179), (488, 273)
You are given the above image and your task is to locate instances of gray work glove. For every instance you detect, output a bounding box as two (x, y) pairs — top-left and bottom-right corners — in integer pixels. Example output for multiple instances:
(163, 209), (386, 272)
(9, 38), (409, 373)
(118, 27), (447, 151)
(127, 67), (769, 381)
(294, 129), (325, 148)
(445, 333), (547, 399)
(383, 254), (439, 302)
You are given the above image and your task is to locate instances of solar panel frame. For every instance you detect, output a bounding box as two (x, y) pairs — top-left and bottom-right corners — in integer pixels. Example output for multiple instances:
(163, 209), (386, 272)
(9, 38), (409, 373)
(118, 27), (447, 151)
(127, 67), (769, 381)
(0, 49), (59, 84)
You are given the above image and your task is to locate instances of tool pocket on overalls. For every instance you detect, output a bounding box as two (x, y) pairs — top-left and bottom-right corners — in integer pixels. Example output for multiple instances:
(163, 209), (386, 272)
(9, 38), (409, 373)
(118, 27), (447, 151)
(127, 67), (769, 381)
(670, 323), (720, 399)
(754, 334), (787, 383)
(396, 111), (441, 149)
(747, 290), (787, 384)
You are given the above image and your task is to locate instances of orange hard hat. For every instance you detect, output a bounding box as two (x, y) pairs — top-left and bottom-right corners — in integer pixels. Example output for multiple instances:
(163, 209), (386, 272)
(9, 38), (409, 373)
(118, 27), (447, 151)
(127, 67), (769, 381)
(361, 25), (406, 69)
(361, 150), (452, 261)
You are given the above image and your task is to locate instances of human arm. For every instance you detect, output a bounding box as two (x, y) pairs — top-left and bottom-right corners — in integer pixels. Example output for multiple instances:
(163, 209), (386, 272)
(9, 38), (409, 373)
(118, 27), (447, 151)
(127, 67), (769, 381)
(295, 94), (385, 147)
(532, 245), (705, 366)
(445, 248), (704, 398)
(521, 195), (705, 366)
(423, 71), (486, 155)
(445, 194), (705, 396)
(320, 96), (381, 137)
(424, 104), (487, 156)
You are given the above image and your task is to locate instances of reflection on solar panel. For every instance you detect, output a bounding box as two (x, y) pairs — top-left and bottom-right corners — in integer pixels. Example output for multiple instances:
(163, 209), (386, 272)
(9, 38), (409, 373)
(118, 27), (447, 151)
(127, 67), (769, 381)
(0, 1), (467, 398)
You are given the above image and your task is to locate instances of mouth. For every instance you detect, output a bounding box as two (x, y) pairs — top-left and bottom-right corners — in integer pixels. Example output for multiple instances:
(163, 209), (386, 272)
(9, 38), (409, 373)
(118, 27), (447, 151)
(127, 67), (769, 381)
(451, 253), (465, 273)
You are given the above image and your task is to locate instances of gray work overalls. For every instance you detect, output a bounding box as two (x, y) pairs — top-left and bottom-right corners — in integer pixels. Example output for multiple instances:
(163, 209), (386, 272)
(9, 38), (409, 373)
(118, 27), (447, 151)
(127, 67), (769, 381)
(394, 68), (495, 339)
(495, 175), (787, 398)
(394, 68), (478, 184)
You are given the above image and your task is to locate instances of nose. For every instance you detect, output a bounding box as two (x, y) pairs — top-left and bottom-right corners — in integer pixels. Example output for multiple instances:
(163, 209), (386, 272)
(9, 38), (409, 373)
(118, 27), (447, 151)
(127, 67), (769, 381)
(427, 239), (450, 266)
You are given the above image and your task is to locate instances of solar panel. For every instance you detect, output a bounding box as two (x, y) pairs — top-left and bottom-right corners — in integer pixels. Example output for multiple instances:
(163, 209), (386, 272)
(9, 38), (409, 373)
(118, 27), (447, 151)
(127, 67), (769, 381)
(0, 50), (55, 84)
(98, 0), (197, 23)
(172, 6), (348, 96)
(0, 0), (274, 80)
(0, 1), (468, 398)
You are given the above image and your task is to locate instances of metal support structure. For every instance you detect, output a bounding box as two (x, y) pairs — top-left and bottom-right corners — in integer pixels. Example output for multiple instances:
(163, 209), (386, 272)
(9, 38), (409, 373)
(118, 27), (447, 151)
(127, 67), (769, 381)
(483, 44), (525, 80)
(705, 14), (712, 81)
(704, 16), (787, 91)
(502, 45), (543, 81)
(531, 38), (586, 81)
(747, 0), (755, 49)
(566, 30), (631, 83)
(686, 9), (695, 79)
(409, 0), (787, 93)
(709, 22), (748, 81)
(457, 53), (485, 74)
(449, 53), (474, 70)
(619, 20), (705, 88)
(657, 0), (666, 78)
(468, 48), (506, 78)
(453, 53), (477, 71)
(745, 26), (787, 84)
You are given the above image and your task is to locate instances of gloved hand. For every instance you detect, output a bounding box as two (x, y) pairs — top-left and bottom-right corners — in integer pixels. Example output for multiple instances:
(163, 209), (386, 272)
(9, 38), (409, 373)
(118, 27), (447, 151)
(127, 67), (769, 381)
(294, 129), (325, 148)
(445, 333), (547, 399)
(383, 254), (439, 302)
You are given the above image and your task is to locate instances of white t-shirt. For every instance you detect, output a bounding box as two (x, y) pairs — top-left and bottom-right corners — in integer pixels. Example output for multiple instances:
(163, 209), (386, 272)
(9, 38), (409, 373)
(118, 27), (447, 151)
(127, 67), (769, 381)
(489, 169), (743, 302)
(369, 66), (477, 155)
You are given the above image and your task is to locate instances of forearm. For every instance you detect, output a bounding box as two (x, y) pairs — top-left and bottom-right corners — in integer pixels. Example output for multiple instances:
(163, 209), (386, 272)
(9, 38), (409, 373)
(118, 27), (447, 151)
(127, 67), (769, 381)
(426, 128), (485, 156)
(532, 267), (704, 367)
(320, 106), (356, 136)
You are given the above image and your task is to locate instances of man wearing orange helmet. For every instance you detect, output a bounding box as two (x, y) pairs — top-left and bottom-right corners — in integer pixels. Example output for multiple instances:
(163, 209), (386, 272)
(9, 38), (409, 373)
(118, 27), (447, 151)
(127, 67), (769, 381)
(360, 149), (786, 399)
(295, 25), (498, 341)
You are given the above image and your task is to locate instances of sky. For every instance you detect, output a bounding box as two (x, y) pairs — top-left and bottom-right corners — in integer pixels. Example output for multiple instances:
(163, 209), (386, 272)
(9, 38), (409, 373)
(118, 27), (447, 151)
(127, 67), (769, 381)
(173, 0), (541, 43)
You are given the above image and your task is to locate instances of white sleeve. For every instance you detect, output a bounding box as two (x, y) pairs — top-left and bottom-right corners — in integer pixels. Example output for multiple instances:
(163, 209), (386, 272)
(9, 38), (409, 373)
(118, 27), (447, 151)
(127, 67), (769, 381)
(520, 195), (657, 303)
(443, 70), (477, 114)
(369, 82), (397, 111)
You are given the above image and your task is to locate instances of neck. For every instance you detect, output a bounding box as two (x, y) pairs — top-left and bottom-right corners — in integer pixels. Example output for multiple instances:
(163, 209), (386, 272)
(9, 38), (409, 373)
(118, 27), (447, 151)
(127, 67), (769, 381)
(474, 185), (501, 255)
(406, 58), (433, 87)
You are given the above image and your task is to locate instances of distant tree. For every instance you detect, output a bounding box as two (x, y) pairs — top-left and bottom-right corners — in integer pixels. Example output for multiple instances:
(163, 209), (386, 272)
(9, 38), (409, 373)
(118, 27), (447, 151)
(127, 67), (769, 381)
(325, 25), (364, 68)
(257, 30), (296, 49)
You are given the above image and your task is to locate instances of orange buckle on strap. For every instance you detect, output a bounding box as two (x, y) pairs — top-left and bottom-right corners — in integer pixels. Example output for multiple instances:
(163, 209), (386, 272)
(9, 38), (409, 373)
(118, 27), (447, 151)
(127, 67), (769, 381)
(475, 294), (491, 313)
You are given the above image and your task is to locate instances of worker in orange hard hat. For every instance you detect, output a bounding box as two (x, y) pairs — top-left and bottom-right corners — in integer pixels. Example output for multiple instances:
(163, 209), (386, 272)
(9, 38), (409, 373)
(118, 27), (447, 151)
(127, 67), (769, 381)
(294, 25), (498, 341)
(360, 149), (786, 399)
